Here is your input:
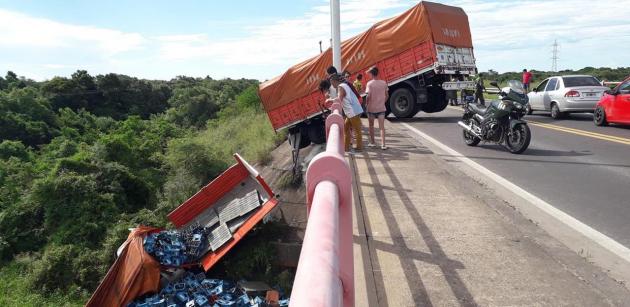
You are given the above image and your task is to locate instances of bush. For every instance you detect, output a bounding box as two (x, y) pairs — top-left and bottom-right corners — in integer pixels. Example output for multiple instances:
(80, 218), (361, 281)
(0, 140), (31, 160)
(32, 172), (118, 247)
(0, 87), (57, 146)
(29, 244), (78, 293)
(0, 259), (84, 306)
(0, 200), (45, 259)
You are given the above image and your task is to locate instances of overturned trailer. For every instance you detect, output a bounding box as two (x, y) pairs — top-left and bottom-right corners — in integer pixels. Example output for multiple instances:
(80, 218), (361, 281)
(87, 154), (280, 307)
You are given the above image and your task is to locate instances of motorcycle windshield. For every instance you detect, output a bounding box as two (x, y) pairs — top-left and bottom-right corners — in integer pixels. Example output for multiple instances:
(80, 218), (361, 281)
(507, 80), (525, 94)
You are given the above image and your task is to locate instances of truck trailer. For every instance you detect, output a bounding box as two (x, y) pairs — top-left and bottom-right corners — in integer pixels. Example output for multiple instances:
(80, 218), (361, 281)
(259, 1), (476, 149)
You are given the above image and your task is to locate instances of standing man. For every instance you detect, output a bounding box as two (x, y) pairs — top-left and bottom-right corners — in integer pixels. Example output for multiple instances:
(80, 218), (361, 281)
(522, 69), (533, 92)
(473, 73), (485, 105)
(365, 67), (389, 150)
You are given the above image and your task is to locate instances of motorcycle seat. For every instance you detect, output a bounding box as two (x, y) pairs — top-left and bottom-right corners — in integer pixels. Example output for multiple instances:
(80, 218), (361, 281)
(468, 103), (488, 115)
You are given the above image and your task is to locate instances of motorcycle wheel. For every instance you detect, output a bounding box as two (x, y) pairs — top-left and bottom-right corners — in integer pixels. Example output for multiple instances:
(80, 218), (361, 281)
(462, 121), (481, 146)
(505, 123), (531, 154)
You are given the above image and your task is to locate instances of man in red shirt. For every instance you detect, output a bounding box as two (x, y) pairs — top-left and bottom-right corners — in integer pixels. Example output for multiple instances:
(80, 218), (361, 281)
(522, 69), (533, 92)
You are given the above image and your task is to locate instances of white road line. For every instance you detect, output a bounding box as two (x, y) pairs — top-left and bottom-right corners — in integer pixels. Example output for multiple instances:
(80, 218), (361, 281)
(400, 122), (630, 263)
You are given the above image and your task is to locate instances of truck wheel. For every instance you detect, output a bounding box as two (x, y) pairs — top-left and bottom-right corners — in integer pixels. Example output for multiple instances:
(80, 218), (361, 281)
(307, 123), (326, 144)
(389, 87), (415, 118)
(422, 86), (447, 113)
(410, 103), (422, 117)
(288, 127), (311, 149)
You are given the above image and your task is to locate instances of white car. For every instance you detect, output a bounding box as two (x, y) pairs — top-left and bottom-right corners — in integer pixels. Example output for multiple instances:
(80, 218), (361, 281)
(527, 75), (608, 119)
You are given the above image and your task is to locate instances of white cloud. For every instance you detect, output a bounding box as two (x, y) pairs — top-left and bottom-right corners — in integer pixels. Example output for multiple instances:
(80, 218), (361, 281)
(449, 0), (630, 72)
(155, 0), (413, 68)
(1, 0), (628, 81)
(0, 8), (145, 56)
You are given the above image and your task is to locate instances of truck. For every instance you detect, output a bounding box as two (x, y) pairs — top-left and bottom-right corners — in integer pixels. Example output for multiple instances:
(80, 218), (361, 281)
(258, 1), (476, 151)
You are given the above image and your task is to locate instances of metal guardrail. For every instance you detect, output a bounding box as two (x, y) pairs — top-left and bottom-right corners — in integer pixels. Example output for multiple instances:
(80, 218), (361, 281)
(290, 101), (354, 307)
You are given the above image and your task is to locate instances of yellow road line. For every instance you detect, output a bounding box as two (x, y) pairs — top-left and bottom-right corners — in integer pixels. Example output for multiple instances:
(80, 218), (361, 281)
(528, 121), (630, 145)
(444, 105), (630, 145)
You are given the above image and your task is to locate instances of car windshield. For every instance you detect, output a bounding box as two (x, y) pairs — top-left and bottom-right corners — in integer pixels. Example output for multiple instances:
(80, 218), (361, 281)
(562, 76), (601, 87)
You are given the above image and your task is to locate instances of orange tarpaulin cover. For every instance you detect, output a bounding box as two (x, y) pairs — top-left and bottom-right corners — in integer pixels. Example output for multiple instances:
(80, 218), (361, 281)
(85, 226), (161, 307)
(258, 1), (472, 112)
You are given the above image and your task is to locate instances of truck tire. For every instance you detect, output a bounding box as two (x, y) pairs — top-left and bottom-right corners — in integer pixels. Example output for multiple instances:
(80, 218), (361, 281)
(410, 103), (422, 117)
(421, 86), (447, 113)
(288, 127), (311, 149)
(307, 123), (326, 144)
(389, 87), (415, 118)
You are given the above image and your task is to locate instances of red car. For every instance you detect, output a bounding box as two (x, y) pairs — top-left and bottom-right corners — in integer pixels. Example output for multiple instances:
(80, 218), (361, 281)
(594, 76), (630, 126)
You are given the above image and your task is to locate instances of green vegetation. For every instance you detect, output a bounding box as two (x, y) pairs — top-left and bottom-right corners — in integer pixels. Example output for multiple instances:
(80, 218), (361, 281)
(0, 71), (283, 306)
(481, 66), (630, 87)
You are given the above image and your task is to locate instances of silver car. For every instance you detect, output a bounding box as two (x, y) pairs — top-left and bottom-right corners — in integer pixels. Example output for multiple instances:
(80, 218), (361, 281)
(527, 75), (608, 119)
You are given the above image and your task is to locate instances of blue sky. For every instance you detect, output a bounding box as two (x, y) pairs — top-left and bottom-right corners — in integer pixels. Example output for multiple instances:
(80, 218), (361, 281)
(1, 0), (628, 81)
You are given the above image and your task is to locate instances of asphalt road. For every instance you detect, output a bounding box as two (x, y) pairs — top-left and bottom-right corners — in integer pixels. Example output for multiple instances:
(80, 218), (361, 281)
(394, 107), (630, 248)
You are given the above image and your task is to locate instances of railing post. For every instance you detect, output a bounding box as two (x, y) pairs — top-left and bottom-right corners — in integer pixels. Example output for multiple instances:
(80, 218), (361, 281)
(290, 103), (354, 307)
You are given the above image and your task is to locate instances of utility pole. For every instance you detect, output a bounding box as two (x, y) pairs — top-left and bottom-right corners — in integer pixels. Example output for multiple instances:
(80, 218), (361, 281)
(330, 0), (341, 72)
(551, 40), (559, 72)
(319, 40), (323, 53)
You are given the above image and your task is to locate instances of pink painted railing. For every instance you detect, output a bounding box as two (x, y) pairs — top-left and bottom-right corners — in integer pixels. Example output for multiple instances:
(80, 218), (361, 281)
(290, 102), (354, 307)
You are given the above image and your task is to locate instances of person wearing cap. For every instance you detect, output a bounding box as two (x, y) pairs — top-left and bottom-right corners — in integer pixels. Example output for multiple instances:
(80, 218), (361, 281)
(327, 73), (364, 152)
(365, 66), (389, 150)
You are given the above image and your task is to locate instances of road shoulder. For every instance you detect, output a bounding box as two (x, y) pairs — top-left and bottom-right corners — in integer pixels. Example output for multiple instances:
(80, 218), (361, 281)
(351, 119), (630, 306)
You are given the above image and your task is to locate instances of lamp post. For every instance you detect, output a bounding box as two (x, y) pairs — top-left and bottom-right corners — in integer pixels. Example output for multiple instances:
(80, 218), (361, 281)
(330, 0), (341, 71)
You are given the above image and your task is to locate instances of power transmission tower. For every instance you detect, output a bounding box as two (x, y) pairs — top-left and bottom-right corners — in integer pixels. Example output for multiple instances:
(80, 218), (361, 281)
(551, 40), (559, 72)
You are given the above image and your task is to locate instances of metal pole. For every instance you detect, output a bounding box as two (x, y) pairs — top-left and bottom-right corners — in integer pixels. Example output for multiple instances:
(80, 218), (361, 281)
(331, 0), (341, 72)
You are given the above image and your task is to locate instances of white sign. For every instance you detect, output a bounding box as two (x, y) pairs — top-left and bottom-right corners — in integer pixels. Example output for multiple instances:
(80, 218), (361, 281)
(442, 81), (475, 90)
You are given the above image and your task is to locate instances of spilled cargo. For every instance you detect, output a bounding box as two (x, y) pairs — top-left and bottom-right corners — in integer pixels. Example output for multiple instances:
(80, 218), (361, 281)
(86, 154), (285, 307)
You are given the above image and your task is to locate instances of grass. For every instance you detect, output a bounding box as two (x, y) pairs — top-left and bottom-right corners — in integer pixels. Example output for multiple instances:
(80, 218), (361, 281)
(276, 169), (303, 189)
(0, 261), (85, 307)
(198, 107), (286, 166)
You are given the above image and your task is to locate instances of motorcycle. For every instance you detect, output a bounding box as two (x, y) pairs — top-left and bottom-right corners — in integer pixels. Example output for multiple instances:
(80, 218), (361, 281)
(457, 80), (531, 154)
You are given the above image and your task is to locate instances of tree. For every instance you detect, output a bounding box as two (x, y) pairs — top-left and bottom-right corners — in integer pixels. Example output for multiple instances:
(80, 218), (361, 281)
(0, 76), (7, 90)
(166, 86), (220, 128)
(5, 71), (26, 89)
(0, 87), (57, 146)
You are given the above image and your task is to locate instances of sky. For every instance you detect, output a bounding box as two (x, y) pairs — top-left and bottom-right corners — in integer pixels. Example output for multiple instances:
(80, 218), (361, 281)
(1, 0), (628, 81)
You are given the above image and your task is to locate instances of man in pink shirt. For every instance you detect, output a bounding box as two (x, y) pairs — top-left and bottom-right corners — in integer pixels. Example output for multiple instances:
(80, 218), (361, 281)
(522, 69), (533, 92)
(365, 66), (389, 150)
